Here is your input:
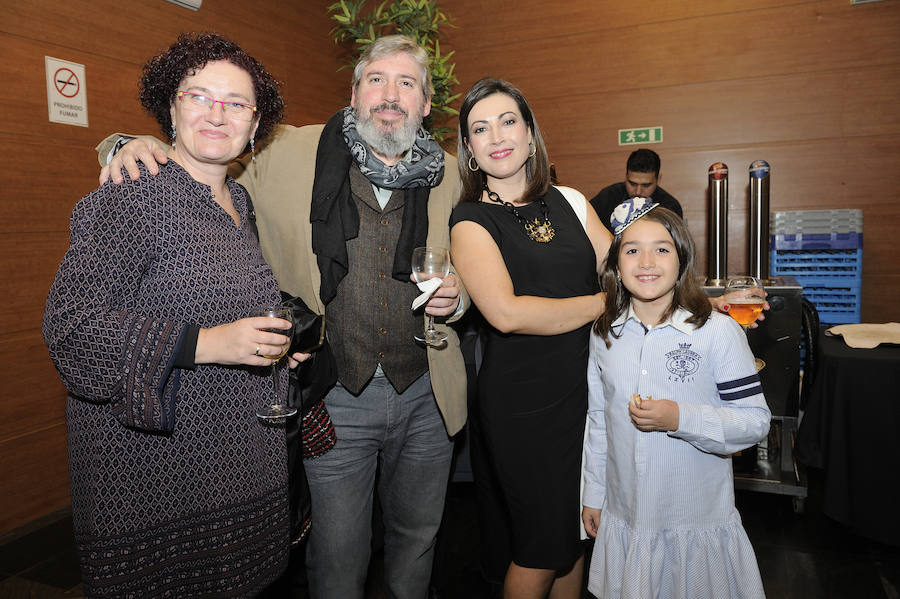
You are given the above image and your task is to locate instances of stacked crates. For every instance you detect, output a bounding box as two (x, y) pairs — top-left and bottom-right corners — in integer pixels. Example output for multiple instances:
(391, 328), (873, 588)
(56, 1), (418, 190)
(770, 210), (862, 326)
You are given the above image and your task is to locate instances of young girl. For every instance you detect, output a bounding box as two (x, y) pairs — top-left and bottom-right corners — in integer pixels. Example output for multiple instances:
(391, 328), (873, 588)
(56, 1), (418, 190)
(582, 198), (770, 598)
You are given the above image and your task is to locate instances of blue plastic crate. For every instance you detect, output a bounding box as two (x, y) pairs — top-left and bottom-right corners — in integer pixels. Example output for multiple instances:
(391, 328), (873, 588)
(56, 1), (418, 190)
(773, 209), (862, 221)
(818, 309), (861, 326)
(809, 298), (860, 311)
(801, 284), (861, 304)
(772, 209), (863, 236)
(796, 281), (862, 326)
(804, 296), (860, 316)
(792, 274), (863, 287)
(770, 248), (862, 282)
(771, 232), (863, 250)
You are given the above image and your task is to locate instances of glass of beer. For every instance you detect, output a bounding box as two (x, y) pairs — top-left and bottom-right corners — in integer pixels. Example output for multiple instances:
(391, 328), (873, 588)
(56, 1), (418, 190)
(725, 276), (766, 371)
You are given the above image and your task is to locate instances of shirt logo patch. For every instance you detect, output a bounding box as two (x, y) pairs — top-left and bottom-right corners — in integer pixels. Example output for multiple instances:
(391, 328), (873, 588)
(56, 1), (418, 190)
(665, 342), (701, 382)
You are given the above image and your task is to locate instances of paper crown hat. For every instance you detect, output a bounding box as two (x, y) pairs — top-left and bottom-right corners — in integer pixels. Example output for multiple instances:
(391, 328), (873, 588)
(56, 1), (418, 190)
(610, 197), (660, 235)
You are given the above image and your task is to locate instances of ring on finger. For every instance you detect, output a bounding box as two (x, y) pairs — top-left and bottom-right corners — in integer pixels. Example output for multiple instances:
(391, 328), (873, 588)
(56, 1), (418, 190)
(254, 346), (261, 357)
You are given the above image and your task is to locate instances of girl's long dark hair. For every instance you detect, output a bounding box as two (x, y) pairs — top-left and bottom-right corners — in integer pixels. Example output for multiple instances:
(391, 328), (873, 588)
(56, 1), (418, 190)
(456, 78), (551, 205)
(593, 207), (711, 347)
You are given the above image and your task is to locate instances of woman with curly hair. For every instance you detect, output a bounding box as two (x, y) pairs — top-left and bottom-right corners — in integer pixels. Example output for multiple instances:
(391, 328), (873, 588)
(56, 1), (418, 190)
(43, 33), (295, 597)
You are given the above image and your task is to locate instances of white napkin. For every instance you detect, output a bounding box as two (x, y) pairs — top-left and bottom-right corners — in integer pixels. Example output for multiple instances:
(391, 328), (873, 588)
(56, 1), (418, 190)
(411, 277), (443, 311)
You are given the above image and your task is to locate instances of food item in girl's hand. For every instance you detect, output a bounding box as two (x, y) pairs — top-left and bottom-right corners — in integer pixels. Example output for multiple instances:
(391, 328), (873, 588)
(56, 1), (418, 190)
(630, 394), (654, 408)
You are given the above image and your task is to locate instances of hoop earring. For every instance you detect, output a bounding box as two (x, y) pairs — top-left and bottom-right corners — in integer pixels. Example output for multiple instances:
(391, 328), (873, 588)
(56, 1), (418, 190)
(170, 124), (177, 148)
(528, 142), (536, 158)
(249, 137), (256, 162)
(468, 155), (480, 172)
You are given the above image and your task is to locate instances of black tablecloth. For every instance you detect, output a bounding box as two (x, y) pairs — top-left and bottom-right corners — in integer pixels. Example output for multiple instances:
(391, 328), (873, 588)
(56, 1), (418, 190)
(798, 328), (900, 546)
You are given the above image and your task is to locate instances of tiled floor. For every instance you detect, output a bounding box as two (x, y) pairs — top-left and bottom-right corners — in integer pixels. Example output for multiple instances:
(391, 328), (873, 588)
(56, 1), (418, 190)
(2, 469), (898, 598)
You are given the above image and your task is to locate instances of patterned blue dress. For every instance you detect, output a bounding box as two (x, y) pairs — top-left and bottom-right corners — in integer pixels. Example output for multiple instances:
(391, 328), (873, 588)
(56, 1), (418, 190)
(43, 162), (289, 598)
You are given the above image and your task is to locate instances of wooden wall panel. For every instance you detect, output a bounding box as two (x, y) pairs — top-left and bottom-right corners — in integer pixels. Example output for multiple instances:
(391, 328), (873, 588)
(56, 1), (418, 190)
(0, 137), (112, 235)
(541, 64), (900, 162)
(0, 0), (346, 535)
(0, 232), (71, 336)
(0, 36), (162, 142)
(450, 1), (900, 98)
(445, 0), (900, 322)
(0, 330), (67, 443)
(0, 422), (70, 534)
(0, 329), (69, 535)
(1, 1), (345, 125)
(443, 0), (801, 42)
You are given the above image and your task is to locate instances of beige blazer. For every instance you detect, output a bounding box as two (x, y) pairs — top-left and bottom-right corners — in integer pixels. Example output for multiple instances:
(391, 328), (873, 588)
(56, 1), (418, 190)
(98, 125), (469, 436)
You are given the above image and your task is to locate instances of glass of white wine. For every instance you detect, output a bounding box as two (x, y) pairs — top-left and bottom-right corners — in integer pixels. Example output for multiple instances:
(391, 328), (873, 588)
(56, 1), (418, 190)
(725, 276), (766, 371)
(251, 305), (296, 420)
(412, 246), (450, 347)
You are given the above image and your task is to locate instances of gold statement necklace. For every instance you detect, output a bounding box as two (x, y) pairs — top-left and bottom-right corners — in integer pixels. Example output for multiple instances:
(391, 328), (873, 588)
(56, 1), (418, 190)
(483, 185), (555, 243)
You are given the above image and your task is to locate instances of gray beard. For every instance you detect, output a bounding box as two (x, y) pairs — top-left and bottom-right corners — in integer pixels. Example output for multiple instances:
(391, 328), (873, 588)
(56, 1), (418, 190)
(355, 107), (421, 159)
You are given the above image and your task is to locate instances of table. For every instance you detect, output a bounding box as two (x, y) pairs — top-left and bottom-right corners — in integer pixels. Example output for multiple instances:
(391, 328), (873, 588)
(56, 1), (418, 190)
(797, 328), (900, 546)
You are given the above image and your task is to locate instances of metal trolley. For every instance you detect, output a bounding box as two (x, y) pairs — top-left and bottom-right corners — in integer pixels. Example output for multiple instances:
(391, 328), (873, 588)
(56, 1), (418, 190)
(705, 278), (808, 513)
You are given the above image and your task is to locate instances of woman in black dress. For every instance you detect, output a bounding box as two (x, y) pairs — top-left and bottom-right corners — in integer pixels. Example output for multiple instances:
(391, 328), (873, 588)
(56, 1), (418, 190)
(450, 78), (611, 598)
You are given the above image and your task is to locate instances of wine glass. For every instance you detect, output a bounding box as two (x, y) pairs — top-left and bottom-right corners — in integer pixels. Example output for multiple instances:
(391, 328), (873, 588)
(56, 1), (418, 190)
(252, 305), (297, 420)
(412, 246), (450, 347)
(725, 276), (766, 371)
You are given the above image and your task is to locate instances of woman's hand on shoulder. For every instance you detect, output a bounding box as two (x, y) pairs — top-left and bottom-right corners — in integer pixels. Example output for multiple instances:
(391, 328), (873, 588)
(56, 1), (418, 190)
(101, 136), (169, 185)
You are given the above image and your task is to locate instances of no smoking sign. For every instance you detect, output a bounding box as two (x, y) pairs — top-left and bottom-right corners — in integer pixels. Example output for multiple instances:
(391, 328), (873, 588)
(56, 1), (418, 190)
(54, 67), (80, 97)
(45, 56), (88, 127)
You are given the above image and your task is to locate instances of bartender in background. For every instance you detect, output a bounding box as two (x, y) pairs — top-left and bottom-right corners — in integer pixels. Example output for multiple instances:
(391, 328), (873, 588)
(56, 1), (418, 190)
(590, 148), (682, 234)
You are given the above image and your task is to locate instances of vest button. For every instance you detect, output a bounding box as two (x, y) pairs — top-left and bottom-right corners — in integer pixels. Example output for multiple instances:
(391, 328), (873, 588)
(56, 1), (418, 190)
(380, 218), (389, 226)
(378, 351), (386, 358)
(380, 299), (388, 308)
(379, 246), (387, 253)
(379, 272), (386, 280)
(379, 327), (387, 335)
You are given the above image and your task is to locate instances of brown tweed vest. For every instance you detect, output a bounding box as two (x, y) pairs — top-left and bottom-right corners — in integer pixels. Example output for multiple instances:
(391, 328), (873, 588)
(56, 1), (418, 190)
(325, 165), (428, 395)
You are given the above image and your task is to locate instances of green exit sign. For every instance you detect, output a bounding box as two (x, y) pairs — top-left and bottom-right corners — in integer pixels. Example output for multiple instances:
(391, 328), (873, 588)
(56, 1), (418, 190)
(618, 127), (663, 145)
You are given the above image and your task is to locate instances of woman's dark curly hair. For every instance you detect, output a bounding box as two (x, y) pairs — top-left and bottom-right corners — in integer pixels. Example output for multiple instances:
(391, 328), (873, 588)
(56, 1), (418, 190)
(139, 32), (284, 148)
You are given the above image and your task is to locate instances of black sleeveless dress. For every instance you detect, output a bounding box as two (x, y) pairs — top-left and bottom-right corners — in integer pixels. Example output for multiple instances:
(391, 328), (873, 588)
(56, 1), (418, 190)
(450, 187), (599, 570)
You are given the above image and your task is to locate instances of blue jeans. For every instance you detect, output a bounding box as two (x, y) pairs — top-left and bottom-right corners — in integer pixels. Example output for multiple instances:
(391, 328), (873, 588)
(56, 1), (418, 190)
(304, 372), (454, 599)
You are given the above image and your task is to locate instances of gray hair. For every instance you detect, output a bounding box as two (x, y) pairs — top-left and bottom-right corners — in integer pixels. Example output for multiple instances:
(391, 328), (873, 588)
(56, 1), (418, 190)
(352, 35), (434, 100)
